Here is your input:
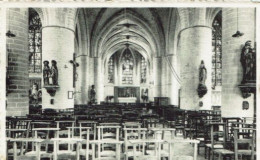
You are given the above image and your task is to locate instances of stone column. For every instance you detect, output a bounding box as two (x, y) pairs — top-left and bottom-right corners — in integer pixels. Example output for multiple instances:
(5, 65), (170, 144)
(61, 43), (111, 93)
(42, 26), (74, 109)
(221, 8), (255, 117)
(153, 57), (162, 98)
(74, 55), (88, 105)
(166, 54), (180, 105)
(94, 57), (104, 104)
(179, 26), (212, 110)
(0, 8), (7, 159)
(6, 8), (29, 116)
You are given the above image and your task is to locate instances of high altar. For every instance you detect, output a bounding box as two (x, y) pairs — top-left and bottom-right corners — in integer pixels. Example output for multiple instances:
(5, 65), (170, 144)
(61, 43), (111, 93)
(114, 86), (140, 103)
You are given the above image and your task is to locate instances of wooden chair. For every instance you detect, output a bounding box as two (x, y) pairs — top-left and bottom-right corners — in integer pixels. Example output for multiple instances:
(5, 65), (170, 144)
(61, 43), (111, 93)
(184, 111), (196, 139)
(90, 140), (123, 160)
(192, 114), (208, 154)
(78, 120), (97, 140)
(128, 139), (165, 160)
(146, 128), (176, 159)
(6, 118), (31, 158)
(210, 123), (234, 160)
(233, 127), (256, 160)
(123, 128), (147, 159)
(222, 117), (243, 142)
(96, 125), (121, 159)
(205, 122), (225, 160)
(6, 128), (28, 159)
(122, 122), (142, 129)
(174, 111), (185, 137)
(30, 121), (54, 151)
(55, 119), (75, 138)
(10, 138), (44, 160)
(52, 137), (84, 160)
(66, 127), (92, 160)
(25, 127), (60, 160)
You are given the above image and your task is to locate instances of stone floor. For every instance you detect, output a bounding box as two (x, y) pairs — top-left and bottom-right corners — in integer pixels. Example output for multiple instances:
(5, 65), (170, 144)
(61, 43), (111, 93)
(170, 137), (206, 160)
(119, 132), (208, 160)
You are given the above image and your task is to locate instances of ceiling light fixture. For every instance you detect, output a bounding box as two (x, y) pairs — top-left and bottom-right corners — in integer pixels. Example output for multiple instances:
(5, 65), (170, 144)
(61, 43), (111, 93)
(6, 9), (16, 38)
(232, 8), (244, 38)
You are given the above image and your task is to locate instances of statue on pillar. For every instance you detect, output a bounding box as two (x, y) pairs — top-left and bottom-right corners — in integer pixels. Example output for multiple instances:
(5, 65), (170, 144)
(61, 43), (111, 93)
(89, 85), (96, 104)
(141, 88), (149, 103)
(50, 60), (58, 85)
(43, 61), (50, 85)
(197, 60), (208, 98)
(240, 40), (256, 83)
(29, 83), (42, 105)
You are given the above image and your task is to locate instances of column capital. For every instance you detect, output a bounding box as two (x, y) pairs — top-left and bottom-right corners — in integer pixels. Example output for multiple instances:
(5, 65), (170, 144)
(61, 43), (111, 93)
(178, 25), (212, 37)
(40, 8), (77, 32)
(42, 25), (75, 34)
(164, 54), (175, 57)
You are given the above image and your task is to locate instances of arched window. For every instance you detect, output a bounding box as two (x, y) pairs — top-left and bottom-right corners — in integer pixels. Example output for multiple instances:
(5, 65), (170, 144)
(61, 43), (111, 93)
(122, 48), (134, 84)
(29, 9), (42, 73)
(212, 12), (222, 89)
(141, 56), (147, 83)
(108, 55), (114, 83)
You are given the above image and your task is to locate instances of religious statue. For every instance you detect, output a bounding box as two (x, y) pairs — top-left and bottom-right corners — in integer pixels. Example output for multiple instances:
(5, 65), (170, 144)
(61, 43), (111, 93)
(197, 60), (208, 98)
(125, 88), (131, 97)
(141, 88), (149, 103)
(43, 61), (50, 85)
(29, 83), (42, 105)
(89, 85), (96, 104)
(199, 60), (207, 85)
(240, 40), (256, 83)
(50, 60), (58, 85)
(108, 74), (113, 83)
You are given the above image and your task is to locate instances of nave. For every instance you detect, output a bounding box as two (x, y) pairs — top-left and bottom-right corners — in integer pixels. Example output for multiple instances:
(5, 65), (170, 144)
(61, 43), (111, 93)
(4, 7), (257, 160)
(6, 104), (256, 160)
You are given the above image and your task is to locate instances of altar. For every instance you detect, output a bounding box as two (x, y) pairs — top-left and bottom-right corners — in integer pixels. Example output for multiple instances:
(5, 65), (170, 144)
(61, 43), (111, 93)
(114, 86), (140, 103)
(118, 97), (137, 103)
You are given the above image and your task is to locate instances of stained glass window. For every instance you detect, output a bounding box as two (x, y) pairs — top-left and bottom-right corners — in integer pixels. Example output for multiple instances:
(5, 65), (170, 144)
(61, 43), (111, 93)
(212, 12), (222, 88)
(29, 9), (42, 73)
(141, 56), (147, 83)
(108, 55), (114, 83)
(122, 49), (134, 84)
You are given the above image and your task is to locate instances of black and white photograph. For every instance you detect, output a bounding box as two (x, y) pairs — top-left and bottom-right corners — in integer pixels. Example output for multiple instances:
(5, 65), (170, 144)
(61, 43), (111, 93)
(2, 5), (258, 160)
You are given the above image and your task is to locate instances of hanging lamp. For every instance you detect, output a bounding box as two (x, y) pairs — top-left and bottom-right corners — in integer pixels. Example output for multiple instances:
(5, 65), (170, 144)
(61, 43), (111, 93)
(6, 9), (16, 38)
(232, 8), (244, 38)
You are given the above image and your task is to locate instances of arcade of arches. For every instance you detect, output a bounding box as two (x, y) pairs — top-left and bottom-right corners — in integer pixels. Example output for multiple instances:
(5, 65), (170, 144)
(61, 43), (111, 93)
(6, 8), (256, 119)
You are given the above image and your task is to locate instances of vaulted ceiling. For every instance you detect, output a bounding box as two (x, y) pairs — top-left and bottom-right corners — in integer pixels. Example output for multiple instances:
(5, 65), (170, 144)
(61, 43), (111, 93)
(73, 8), (221, 60)
(77, 8), (176, 61)
(34, 8), (221, 62)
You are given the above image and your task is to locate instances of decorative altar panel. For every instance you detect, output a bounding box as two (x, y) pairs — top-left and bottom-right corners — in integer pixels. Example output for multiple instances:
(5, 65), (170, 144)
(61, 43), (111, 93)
(114, 86), (140, 103)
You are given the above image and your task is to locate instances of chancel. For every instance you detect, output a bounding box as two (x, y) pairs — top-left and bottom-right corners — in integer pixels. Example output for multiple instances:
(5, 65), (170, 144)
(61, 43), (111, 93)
(5, 7), (256, 160)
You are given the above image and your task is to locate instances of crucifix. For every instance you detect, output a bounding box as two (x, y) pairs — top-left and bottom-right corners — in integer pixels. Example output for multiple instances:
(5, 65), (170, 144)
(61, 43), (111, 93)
(69, 53), (79, 88)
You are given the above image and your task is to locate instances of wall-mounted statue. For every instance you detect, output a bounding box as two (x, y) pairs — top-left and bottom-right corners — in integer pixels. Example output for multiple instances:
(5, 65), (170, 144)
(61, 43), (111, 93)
(29, 83), (42, 105)
(50, 60), (58, 85)
(240, 40), (256, 83)
(89, 85), (96, 104)
(197, 60), (208, 98)
(43, 61), (50, 85)
(141, 88), (149, 103)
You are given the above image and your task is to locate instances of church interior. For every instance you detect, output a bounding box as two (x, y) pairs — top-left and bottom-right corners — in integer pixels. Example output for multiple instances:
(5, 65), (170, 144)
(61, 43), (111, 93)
(4, 7), (257, 160)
